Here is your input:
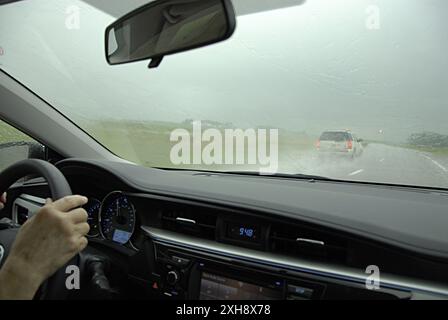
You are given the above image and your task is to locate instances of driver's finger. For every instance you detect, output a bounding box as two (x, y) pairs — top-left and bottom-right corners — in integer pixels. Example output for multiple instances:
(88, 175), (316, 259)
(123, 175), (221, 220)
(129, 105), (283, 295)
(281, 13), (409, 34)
(52, 195), (88, 212)
(0, 192), (6, 204)
(77, 236), (88, 252)
(68, 208), (88, 224)
(74, 222), (90, 236)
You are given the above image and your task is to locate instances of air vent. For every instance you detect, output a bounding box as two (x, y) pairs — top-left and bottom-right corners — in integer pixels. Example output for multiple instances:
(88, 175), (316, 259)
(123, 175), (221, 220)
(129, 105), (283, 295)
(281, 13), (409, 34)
(160, 206), (217, 240)
(270, 222), (348, 264)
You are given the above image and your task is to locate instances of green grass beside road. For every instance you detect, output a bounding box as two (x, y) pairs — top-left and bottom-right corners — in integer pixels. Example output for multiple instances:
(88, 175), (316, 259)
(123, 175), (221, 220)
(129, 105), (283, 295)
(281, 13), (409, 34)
(81, 119), (316, 169)
(0, 121), (34, 144)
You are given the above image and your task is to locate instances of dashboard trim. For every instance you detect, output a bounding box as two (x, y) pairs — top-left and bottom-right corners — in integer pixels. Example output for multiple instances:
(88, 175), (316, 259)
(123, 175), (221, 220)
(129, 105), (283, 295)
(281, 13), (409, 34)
(296, 238), (325, 246)
(141, 225), (448, 298)
(175, 217), (196, 225)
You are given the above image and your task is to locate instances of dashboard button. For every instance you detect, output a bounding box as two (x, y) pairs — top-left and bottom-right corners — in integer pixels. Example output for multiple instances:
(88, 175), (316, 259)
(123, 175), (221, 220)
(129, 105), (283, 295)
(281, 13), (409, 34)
(171, 255), (190, 266)
(287, 284), (313, 298)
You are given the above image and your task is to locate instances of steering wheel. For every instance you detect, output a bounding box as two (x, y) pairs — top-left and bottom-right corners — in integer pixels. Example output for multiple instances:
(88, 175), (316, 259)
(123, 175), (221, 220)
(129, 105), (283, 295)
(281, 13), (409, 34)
(0, 159), (81, 300)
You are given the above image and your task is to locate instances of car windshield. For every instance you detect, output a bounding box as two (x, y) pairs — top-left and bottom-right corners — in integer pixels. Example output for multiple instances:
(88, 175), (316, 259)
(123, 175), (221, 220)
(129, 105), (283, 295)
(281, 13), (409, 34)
(1, 0), (448, 189)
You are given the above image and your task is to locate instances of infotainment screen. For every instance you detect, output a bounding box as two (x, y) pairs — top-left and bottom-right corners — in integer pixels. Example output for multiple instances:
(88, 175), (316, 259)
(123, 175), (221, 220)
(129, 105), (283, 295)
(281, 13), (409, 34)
(199, 272), (282, 300)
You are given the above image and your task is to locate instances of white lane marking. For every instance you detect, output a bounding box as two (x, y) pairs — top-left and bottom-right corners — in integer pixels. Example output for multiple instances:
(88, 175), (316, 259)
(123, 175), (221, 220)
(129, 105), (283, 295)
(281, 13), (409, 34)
(422, 155), (448, 173)
(379, 158), (385, 163)
(348, 169), (364, 176)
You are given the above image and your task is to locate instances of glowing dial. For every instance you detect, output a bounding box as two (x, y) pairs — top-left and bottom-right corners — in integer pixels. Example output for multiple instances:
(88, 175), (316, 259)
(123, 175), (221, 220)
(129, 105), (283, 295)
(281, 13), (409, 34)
(83, 198), (101, 237)
(100, 192), (135, 244)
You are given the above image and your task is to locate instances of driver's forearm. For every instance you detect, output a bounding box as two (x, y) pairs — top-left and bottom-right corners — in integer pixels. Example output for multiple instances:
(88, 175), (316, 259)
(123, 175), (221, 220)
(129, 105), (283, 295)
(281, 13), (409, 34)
(0, 256), (43, 300)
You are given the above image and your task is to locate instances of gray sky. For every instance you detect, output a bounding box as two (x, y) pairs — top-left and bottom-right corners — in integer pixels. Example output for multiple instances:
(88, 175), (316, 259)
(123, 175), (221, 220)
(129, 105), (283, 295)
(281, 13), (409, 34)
(0, 0), (447, 142)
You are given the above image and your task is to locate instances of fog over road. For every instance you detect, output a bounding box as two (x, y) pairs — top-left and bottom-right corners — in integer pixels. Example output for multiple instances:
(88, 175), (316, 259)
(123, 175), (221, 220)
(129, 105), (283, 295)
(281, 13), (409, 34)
(283, 143), (448, 189)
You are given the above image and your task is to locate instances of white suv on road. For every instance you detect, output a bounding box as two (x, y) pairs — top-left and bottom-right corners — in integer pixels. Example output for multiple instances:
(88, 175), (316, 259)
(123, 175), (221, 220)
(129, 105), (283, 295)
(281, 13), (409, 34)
(316, 130), (363, 159)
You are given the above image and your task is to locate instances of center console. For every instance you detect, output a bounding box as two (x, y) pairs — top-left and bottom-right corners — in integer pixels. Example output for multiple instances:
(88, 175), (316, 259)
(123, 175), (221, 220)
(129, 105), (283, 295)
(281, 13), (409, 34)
(142, 240), (410, 300)
(151, 243), (326, 300)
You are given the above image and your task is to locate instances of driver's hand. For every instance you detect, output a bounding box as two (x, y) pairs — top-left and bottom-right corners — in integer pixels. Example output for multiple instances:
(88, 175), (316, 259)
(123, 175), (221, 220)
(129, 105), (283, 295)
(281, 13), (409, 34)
(0, 195), (89, 300)
(0, 192), (6, 210)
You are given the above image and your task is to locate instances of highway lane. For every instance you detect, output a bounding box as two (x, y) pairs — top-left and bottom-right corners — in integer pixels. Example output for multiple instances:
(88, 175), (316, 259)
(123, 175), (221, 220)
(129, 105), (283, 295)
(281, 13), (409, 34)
(283, 143), (448, 189)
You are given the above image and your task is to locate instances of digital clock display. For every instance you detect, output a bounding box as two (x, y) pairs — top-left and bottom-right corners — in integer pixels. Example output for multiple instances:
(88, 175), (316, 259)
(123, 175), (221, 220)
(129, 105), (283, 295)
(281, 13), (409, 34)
(226, 222), (259, 242)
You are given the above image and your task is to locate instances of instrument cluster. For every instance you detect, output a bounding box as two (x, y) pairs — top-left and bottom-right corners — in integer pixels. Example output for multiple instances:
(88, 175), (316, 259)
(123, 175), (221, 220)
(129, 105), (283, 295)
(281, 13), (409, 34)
(83, 191), (139, 250)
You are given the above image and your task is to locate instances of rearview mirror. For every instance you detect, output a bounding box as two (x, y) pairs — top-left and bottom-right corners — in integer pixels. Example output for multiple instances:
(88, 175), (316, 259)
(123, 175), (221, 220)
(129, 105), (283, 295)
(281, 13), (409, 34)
(105, 0), (236, 68)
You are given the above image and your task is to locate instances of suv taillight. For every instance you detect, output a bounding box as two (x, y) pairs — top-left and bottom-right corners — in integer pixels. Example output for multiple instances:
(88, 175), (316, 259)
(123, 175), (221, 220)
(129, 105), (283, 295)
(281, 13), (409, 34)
(346, 140), (353, 150)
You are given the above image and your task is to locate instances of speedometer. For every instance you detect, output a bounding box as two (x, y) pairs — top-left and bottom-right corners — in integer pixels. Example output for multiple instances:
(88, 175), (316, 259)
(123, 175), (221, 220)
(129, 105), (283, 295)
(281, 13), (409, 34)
(83, 198), (101, 237)
(99, 191), (136, 244)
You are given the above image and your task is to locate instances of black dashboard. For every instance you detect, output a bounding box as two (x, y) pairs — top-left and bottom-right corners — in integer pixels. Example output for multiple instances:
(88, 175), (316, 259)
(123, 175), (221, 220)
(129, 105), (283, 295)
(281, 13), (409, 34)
(5, 158), (448, 300)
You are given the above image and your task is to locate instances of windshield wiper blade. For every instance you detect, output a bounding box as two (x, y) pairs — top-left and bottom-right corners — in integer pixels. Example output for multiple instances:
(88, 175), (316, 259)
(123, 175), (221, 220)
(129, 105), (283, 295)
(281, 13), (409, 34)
(220, 171), (334, 181)
(155, 168), (448, 191)
(155, 167), (333, 181)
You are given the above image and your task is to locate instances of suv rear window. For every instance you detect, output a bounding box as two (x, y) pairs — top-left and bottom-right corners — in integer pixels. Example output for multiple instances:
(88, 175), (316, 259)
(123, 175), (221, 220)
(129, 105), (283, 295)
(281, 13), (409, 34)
(320, 132), (351, 142)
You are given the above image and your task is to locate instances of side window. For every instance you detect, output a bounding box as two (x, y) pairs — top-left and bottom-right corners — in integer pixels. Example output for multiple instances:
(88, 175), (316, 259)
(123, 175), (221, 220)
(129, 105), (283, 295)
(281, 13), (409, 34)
(0, 119), (44, 171)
